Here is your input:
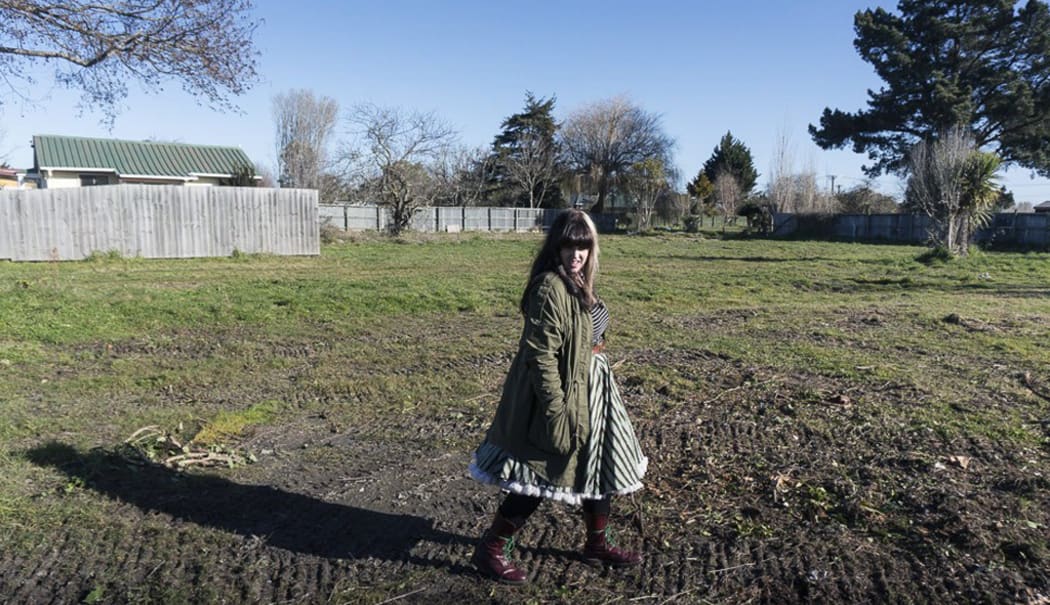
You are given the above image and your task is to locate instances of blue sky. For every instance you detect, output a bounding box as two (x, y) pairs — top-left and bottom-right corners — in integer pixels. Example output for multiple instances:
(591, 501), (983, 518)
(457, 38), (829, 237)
(3, 0), (1049, 204)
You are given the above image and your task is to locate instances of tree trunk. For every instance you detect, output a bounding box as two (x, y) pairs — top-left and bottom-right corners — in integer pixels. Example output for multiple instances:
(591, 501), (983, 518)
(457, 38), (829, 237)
(593, 178), (609, 214)
(958, 214), (971, 256)
(946, 213), (957, 254)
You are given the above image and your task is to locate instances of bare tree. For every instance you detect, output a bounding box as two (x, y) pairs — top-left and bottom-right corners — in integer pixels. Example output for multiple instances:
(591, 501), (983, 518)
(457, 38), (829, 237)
(793, 169), (832, 213)
(253, 163), (277, 188)
(498, 130), (560, 209)
(667, 192), (692, 226)
(713, 170), (741, 228)
(906, 126), (973, 254)
(432, 145), (494, 207)
(273, 89), (339, 199)
(0, 0), (259, 124)
(774, 173), (833, 214)
(767, 129), (835, 214)
(622, 157), (675, 231)
(767, 128), (795, 213)
(343, 103), (457, 235)
(560, 96), (674, 213)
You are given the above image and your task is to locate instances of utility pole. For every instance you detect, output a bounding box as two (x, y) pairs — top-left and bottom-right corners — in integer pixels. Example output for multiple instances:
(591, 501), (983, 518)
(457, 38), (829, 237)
(827, 174), (837, 194)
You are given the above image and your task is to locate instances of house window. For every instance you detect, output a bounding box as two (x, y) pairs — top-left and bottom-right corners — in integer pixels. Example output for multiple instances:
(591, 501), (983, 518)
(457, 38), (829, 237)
(80, 174), (111, 186)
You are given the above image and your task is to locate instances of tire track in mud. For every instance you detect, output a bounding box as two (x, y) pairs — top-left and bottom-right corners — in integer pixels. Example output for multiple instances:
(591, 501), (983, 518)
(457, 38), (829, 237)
(12, 533), (78, 605)
(6, 444), (1041, 605)
(629, 355), (1024, 603)
(7, 340), (1048, 604)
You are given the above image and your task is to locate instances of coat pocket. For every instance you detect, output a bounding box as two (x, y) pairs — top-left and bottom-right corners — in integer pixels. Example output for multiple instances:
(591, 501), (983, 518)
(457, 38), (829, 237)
(528, 400), (573, 455)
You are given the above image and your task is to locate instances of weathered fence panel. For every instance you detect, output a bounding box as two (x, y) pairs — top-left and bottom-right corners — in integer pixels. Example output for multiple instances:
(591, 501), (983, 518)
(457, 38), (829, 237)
(318, 204), (347, 230)
(463, 208), (489, 231)
(977, 213), (1050, 248)
(831, 213), (932, 242)
(773, 212), (1049, 249)
(319, 205), (602, 233)
(0, 185), (319, 261)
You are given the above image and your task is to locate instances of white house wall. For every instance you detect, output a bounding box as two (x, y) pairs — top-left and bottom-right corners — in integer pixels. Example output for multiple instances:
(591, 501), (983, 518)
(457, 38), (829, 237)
(42, 171), (225, 188)
(187, 177), (222, 186)
(44, 171), (83, 188)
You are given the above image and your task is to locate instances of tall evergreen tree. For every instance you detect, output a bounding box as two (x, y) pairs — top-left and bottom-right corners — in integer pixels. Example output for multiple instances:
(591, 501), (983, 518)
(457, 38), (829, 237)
(810, 0), (1050, 178)
(686, 171), (713, 199)
(488, 92), (563, 208)
(701, 132), (758, 196)
(685, 170), (714, 215)
(493, 92), (558, 149)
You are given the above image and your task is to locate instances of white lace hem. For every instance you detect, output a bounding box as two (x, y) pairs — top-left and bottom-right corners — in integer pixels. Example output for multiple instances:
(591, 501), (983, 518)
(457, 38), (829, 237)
(468, 456), (648, 507)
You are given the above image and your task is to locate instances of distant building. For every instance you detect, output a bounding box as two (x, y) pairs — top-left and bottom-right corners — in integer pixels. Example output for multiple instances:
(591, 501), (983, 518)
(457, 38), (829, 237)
(0, 166), (37, 189)
(0, 167), (22, 188)
(1034, 201), (1050, 213)
(24, 134), (257, 189)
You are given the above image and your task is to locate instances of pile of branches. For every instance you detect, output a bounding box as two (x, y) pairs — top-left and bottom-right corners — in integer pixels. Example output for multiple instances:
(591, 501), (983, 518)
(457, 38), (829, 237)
(120, 426), (256, 470)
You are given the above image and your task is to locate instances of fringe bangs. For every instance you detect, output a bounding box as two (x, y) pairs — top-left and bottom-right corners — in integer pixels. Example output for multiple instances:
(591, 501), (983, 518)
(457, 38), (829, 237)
(560, 221), (595, 251)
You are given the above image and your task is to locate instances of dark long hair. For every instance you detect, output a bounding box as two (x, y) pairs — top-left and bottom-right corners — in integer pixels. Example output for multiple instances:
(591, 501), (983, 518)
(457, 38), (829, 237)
(520, 209), (600, 313)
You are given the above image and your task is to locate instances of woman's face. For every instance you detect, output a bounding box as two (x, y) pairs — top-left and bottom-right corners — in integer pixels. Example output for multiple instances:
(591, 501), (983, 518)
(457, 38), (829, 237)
(560, 244), (589, 275)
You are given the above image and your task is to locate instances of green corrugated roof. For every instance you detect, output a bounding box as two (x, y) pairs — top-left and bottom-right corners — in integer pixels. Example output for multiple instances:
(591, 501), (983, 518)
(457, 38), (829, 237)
(32, 134), (253, 179)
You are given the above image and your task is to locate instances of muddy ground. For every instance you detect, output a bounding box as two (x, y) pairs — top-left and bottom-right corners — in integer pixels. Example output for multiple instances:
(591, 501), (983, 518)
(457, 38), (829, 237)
(5, 316), (1050, 605)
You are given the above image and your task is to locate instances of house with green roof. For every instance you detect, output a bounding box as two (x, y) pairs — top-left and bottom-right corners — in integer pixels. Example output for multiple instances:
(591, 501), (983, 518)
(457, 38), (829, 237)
(26, 135), (257, 188)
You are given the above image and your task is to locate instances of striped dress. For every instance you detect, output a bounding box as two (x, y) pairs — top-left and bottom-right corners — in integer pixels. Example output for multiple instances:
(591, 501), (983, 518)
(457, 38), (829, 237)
(470, 302), (648, 505)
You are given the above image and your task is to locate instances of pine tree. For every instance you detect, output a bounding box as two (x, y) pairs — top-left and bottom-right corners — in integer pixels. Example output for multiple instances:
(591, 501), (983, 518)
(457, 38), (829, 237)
(810, 0), (1050, 178)
(701, 132), (758, 196)
(488, 92), (563, 208)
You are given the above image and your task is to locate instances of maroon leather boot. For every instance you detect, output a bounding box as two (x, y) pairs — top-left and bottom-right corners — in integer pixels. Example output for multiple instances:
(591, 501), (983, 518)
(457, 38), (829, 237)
(471, 513), (528, 584)
(582, 511), (643, 568)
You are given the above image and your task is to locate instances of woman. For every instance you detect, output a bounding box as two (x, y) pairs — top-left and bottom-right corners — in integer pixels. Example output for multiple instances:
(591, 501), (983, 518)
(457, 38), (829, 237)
(469, 209), (648, 584)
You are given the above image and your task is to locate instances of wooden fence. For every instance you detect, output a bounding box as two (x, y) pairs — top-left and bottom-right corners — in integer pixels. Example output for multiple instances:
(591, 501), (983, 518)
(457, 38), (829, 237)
(0, 185), (319, 261)
(773, 212), (1050, 248)
(319, 204), (616, 233)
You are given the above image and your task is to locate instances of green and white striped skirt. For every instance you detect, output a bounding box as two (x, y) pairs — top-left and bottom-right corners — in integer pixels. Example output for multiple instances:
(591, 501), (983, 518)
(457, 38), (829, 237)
(469, 353), (647, 506)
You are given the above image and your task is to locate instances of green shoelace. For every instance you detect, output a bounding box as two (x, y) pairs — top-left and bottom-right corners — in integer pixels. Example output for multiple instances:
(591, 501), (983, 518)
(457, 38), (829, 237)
(502, 536), (517, 560)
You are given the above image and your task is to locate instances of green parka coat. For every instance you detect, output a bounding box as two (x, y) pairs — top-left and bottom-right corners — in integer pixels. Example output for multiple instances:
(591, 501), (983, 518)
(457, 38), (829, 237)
(484, 271), (593, 487)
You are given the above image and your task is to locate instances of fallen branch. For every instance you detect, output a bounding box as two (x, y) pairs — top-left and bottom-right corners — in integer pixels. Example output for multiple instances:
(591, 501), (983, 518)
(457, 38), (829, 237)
(374, 587), (427, 605)
(1021, 372), (1050, 402)
(122, 425), (254, 470)
(658, 588), (700, 604)
(165, 451), (246, 469)
(708, 558), (772, 575)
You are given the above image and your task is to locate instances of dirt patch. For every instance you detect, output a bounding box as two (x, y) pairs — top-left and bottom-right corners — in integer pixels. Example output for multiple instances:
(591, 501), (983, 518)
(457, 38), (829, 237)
(5, 330), (1049, 604)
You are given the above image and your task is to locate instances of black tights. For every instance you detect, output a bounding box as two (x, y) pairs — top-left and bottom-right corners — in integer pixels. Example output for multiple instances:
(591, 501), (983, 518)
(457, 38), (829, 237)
(498, 492), (610, 521)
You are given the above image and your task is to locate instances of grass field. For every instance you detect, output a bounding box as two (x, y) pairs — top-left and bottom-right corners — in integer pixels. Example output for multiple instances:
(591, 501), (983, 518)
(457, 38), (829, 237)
(1, 232), (1048, 604)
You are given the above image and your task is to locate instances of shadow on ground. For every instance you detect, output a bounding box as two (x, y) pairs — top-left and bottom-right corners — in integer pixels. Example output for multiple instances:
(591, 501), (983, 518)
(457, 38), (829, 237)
(25, 442), (474, 564)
